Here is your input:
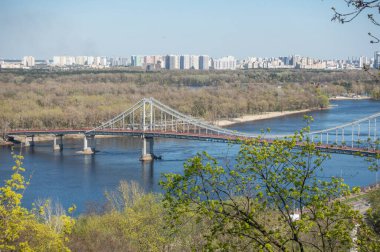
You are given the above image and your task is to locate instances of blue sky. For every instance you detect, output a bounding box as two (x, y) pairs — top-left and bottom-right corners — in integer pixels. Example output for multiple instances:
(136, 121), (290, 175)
(0, 0), (378, 59)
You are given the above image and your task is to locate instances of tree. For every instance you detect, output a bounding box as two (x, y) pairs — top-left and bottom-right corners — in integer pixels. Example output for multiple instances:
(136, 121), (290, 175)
(0, 152), (75, 251)
(367, 187), (380, 235)
(161, 123), (380, 251)
(332, 0), (380, 43)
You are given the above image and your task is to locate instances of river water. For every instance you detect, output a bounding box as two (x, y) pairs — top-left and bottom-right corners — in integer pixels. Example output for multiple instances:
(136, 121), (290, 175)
(0, 99), (379, 214)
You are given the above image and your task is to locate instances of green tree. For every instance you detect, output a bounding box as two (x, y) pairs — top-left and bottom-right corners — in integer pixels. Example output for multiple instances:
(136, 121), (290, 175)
(161, 124), (380, 251)
(0, 153), (75, 251)
(367, 187), (380, 235)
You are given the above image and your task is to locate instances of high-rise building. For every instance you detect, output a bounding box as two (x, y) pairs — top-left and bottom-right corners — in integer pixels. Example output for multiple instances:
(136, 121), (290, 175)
(22, 56), (35, 67)
(131, 55), (143, 67)
(213, 56), (236, 70)
(75, 56), (87, 65)
(374, 51), (380, 69)
(143, 56), (155, 65)
(66, 56), (76, 65)
(93, 56), (101, 65)
(199, 55), (209, 70)
(359, 56), (368, 68)
(52, 56), (76, 66)
(111, 57), (129, 66)
(53, 56), (61, 66)
(291, 55), (301, 67)
(189, 55), (199, 70)
(180, 55), (190, 70)
(87, 56), (94, 65)
(165, 55), (179, 70)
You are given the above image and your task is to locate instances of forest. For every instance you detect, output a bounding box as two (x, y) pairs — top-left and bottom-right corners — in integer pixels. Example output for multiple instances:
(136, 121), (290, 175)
(0, 69), (378, 133)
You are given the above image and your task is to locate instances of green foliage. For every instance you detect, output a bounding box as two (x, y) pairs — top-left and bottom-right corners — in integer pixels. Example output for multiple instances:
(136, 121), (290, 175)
(161, 126), (380, 251)
(0, 152), (75, 251)
(367, 187), (380, 235)
(70, 180), (214, 251)
(371, 86), (380, 100)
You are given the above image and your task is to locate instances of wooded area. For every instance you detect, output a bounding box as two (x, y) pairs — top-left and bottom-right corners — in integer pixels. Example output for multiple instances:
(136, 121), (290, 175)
(0, 69), (377, 131)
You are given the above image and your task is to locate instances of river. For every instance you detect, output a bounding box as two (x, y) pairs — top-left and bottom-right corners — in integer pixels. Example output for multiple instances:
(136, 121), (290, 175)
(0, 99), (379, 214)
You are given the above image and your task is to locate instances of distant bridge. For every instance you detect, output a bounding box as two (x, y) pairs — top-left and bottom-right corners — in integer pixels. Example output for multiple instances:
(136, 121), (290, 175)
(6, 98), (380, 160)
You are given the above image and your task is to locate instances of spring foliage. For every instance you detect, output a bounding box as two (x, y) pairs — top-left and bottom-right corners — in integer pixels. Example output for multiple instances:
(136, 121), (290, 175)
(161, 124), (380, 251)
(0, 152), (75, 251)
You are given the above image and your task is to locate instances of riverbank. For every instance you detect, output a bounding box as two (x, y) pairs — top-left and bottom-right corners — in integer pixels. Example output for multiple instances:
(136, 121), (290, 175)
(214, 108), (322, 127)
(330, 95), (371, 100)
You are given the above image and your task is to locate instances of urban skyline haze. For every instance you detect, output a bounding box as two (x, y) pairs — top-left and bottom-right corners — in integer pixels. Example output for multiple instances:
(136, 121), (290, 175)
(0, 0), (378, 59)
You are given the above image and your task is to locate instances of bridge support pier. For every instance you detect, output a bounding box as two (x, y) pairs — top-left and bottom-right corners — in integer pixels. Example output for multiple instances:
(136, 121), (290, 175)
(53, 135), (63, 151)
(24, 136), (35, 147)
(140, 136), (154, 161)
(82, 135), (94, 155)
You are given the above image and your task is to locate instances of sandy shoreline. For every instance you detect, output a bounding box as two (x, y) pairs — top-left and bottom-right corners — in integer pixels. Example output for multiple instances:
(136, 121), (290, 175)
(214, 108), (320, 127)
(330, 96), (371, 100)
(214, 96), (372, 127)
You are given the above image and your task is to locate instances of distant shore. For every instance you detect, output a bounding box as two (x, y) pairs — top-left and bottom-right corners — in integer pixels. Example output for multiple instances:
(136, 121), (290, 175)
(329, 95), (371, 101)
(214, 108), (322, 127)
(214, 96), (373, 127)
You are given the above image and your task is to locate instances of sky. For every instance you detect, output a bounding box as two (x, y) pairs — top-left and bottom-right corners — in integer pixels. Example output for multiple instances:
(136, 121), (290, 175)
(0, 0), (379, 59)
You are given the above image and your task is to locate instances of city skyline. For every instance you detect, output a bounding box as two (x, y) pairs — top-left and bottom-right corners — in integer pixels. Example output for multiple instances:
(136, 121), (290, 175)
(0, 0), (379, 59)
(0, 52), (375, 61)
(1, 53), (375, 71)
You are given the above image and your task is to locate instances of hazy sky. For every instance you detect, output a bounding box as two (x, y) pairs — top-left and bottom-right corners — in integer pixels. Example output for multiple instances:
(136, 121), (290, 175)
(0, 0), (378, 59)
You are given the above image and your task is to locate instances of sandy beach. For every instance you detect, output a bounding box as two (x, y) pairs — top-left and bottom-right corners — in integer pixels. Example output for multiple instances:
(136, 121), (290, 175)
(330, 96), (371, 100)
(214, 108), (318, 127)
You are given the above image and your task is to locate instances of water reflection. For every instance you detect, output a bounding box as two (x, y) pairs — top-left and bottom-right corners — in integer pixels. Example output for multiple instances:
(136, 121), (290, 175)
(141, 161), (154, 191)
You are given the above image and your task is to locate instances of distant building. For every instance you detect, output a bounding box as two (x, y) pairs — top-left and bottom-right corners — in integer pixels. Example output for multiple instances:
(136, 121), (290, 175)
(189, 55), (199, 70)
(22, 56), (35, 67)
(86, 56), (94, 65)
(199, 55), (210, 70)
(359, 56), (369, 68)
(75, 56), (87, 65)
(374, 51), (380, 69)
(110, 57), (129, 66)
(213, 56), (236, 70)
(52, 56), (76, 66)
(180, 55), (190, 70)
(53, 56), (63, 66)
(291, 55), (301, 67)
(131, 55), (143, 67)
(165, 55), (179, 70)
(143, 56), (155, 66)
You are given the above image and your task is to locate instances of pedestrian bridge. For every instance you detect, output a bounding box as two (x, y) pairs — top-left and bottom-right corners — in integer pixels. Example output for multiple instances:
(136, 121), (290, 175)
(6, 97), (380, 160)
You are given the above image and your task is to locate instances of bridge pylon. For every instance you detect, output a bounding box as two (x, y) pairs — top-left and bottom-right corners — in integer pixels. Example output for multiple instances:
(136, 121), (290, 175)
(82, 135), (95, 155)
(140, 135), (155, 161)
(53, 135), (63, 151)
(24, 135), (35, 147)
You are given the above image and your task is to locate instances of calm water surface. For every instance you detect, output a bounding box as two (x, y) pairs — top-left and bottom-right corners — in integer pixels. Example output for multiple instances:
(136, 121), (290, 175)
(1, 99), (379, 213)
